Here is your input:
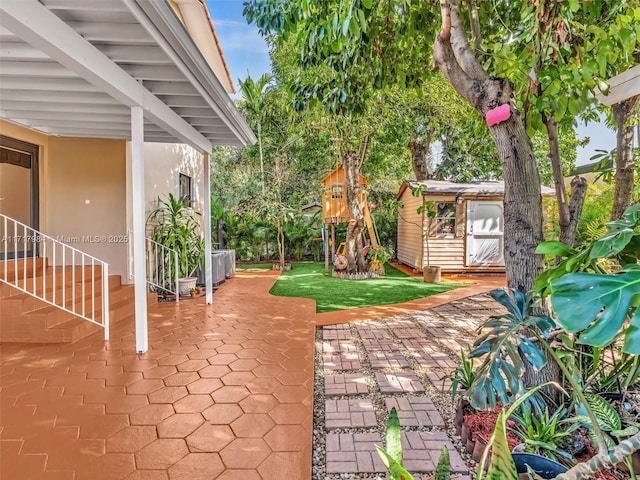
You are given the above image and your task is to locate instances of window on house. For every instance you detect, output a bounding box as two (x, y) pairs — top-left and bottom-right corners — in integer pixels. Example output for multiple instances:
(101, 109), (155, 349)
(430, 202), (456, 237)
(178, 173), (193, 205)
(330, 185), (343, 199)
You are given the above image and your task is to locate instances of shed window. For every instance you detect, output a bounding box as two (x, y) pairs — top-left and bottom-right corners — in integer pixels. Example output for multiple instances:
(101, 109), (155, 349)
(430, 202), (456, 237)
(330, 185), (343, 199)
(178, 173), (193, 204)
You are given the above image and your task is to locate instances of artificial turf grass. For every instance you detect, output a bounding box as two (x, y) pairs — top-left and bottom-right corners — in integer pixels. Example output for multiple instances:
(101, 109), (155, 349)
(235, 262), (275, 271)
(268, 261), (466, 313)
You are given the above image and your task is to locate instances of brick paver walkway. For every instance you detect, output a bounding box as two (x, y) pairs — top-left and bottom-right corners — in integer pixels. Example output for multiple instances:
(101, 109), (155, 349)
(319, 292), (508, 479)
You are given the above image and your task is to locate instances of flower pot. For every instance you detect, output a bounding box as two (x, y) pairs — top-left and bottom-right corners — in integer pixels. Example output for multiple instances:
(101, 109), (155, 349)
(511, 453), (568, 478)
(178, 277), (197, 296)
(423, 265), (441, 283)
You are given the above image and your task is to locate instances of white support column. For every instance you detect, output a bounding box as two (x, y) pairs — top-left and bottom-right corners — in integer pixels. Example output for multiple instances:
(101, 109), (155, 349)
(131, 106), (148, 353)
(203, 151), (213, 304)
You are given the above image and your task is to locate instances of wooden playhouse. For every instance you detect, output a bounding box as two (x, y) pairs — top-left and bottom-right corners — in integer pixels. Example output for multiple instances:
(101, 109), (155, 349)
(396, 180), (554, 273)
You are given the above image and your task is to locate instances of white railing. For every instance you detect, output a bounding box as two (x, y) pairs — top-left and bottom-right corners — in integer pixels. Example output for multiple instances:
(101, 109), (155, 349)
(146, 237), (180, 301)
(0, 213), (109, 340)
(130, 232), (179, 301)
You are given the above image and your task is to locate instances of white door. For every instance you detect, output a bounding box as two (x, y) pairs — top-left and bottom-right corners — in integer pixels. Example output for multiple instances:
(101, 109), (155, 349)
(466, 200), (504, 267)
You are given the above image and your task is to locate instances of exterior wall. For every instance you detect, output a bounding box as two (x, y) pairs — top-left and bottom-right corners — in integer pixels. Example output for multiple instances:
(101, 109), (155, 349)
(124, 142), (205, 284)
(141, 143), (205, 221)
(46, 137), (128, 277)
(0, 121), (129, 278)
(421, 194), (465, 272)
(396, 188), (424, 271)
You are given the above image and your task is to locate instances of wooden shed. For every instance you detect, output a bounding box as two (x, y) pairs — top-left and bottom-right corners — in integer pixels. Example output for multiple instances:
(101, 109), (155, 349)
(396, 180), (553, 273)
(321, 165), (368, 224)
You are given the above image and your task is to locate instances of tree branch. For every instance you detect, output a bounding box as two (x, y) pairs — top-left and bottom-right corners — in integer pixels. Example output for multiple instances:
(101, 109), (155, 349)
(449, 0), (488, 80)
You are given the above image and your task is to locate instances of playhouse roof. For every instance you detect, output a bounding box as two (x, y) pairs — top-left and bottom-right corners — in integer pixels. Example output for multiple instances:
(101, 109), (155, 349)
(398, 180), (555, 198)
(321, 165), (367, 186)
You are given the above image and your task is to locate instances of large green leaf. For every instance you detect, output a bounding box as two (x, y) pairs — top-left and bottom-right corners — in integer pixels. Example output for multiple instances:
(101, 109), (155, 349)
(550, 270), (640, 351)
(486, 412), (518, 480)
(624, 307), (640, 354)
(386, 407), (403, 464)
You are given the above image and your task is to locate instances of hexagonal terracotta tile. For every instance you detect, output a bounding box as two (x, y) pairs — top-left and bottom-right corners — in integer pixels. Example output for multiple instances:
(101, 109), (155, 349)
(142, 366), (178, 379)
(239, 394), (279, 414)
(215, 344), (242, 354)
(216, 470), (262, 480)
(156, 355), (189, 366)
(148, 387), (188, 404)
(163, 372), (200, 387)
(269, 403), (310, 425)
(167, 452), (225, 480)
(172, 395), (213, 413)
(246, 377), (282, 395)
(230, 414), (274, 438)
(273, 385), (310, 403)
(106, 426), (157, 453)
(186, 378), (223, 395)
(220, 372), (256, 386)
(202, 404), (243, 424)
(157, 413), (204, 438)
(135, 439), (188, 470)
(234, 348), (262, 359)
(251, 364), (285, 378)
(129, 404), (175, 425)
(228, 359), (260, 372)
(219, 438), (270, 468)
(175, 360), (209, 372)
(197, 365), (230, 378)
(186, 424), (234, 452)
(264, 425), (309, 452)
(207, 354), (238, 366)
(211, 386), (249, 404)
(126, 379), (165, 395)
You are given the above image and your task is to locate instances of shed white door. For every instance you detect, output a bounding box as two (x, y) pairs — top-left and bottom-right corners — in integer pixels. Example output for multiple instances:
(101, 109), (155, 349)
(466, 200), (504, 267)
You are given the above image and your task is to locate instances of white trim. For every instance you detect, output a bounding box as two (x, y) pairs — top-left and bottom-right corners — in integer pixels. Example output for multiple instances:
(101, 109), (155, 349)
(597, 65), (640, 106)
(131, 106), (149, 353)
(0, 0), (213, 152)
(203, 151), (213, 304)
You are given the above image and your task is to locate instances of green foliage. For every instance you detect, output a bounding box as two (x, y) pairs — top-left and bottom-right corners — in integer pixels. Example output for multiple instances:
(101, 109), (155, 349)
(535, 202), (640, 298)
(468, 289), (554, 410)
(511, 404), (580, 462)
(442, 349), (476, 402)
(376, 408), (451, 480)
(147, 194), (204, 279)
(535, 204), (640, 354)
(483, 412), (518, 480)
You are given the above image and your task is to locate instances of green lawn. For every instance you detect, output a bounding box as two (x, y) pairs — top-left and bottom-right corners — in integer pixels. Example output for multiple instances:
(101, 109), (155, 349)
(235, 262), (274, 271)
(268, 262), (465, 313)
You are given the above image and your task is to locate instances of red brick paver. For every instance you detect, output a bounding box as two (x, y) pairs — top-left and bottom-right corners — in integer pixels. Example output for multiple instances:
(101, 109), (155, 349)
(324, 373), (369, 396)
(374, 371), (425, 394)
(385, 397), (445, 427)
(325, 399), (377, 428)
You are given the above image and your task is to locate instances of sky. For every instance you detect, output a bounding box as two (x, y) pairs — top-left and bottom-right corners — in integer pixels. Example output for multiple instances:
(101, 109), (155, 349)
(207, 0), (616, 166)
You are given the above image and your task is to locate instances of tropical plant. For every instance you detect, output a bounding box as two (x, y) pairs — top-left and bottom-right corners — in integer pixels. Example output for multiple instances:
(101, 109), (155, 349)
(376, 407), (451, 480)
(147, 194), (204, 279)
(511, 403), (580, 462)
(442, 349), (476, 403)
(466, 289), (555, 410)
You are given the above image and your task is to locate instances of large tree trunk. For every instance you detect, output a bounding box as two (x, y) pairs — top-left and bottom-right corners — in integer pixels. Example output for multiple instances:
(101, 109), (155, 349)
(343, 151), (366, 273)
(409, 131), (432, 181)
(611, 95), (640, 220)
(433, 0), (545, 292)
(542, 113), (586, 247)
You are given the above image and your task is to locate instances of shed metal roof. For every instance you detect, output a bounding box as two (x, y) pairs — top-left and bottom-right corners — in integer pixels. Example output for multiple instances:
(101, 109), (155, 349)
(399, 179), (555, 198)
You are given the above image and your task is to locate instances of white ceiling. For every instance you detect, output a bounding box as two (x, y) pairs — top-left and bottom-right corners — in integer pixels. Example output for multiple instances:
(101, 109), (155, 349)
(0, 0), (256, 151)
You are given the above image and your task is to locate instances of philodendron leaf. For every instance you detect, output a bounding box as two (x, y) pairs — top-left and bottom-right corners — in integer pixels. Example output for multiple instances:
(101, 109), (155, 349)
(535, 240), (577, 257)
(486, 412), (518, 480)
(624, 307), (640, 354)
(550, 270), (640, 351)
(386, 407), (402, 464)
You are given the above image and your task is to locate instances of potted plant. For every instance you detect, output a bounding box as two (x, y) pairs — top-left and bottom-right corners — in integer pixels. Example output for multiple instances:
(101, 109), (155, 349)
(147, 193), (204, 296)
(189, 287), (200, 297)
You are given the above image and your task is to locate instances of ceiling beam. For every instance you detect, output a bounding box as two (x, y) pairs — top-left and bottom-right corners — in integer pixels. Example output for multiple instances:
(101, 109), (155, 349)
(0, 0), (212, 152)
(0, 100), (127, 115)
(0, 76), (101, 92)
(597, 65), (640, 106)
(0, 89), (120, 104)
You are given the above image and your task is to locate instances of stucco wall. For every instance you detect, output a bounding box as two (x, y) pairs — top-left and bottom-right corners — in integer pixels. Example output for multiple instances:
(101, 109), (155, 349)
(46, 137), (128, 277)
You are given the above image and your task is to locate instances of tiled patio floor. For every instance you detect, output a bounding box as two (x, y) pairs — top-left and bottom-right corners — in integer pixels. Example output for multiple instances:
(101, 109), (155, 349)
(0, 271), (316, 480)
(1, 267), (507, 480)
